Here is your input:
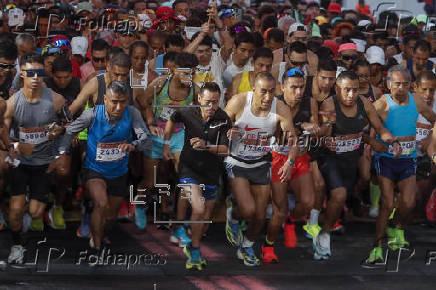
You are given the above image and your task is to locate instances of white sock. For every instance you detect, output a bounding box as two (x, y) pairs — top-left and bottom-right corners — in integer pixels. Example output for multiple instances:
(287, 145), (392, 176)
(226, 207), (233, 221)
(242, 235), (254, 248)
(310, 209), (320, 225)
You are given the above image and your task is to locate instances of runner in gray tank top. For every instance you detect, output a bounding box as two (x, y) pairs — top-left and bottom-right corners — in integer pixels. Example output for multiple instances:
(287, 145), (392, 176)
(3, 53), (66, 265)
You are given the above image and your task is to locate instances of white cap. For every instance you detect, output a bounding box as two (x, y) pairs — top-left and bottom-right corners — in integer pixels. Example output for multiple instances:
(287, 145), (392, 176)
(288, 22), (307, 36)
(71, 37), (88, 57)
(358, 20), (371, 27)
(365, 45), (385, 66)
(351, 38), (367, 53)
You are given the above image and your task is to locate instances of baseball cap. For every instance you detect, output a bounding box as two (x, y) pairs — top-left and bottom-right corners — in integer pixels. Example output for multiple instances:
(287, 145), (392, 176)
(71, 37), (88, 57)
(76, 2), (93, 14)
(288, 22), (307, 36)
(327, 3), (341, 14)
(358, 20), (371, 28)
(365, 45), (385, 65)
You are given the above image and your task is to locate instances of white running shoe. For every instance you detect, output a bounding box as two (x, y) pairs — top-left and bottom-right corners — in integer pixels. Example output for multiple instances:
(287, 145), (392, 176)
(313, 230), (331, 260)
(8, 245), (25, 264)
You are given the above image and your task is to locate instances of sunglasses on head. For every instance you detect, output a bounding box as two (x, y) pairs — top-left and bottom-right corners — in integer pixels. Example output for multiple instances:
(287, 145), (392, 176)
(341, 54), (358, 61)
(54, 39), (71, 49)
(0, 63), (15, 71)
(286, 68), (304, 77)
(234, 26), (248, 34)
(42, 47), (65, 57)
(24, 69), (45, 77)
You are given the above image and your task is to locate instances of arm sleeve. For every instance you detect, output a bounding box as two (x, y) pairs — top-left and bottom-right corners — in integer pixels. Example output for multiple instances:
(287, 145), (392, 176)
(129, 106), (152, 151)
(169, 109), (183, 123)
(58, 109), (95, 152)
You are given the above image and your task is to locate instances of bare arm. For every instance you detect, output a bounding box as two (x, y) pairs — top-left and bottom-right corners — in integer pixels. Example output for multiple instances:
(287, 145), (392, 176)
(318, 97), (335, 136)
(361, 96), (393, 144)
(4, 96), (14, 132)
(184, 23), (209, 53)
(225, 73), (241, 102)
(416, 96), (436, 125)
(69, 76), (97, 116)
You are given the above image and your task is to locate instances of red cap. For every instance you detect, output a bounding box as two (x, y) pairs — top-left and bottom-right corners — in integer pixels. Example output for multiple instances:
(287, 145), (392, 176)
(156, 6), (175, 18)
(322, 40), (339, 58)
(328, 3), (342, 14)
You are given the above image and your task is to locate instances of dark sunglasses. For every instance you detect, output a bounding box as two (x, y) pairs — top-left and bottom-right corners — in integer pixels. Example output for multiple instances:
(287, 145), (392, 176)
(341, 54), (358, 61)
(286, 68), (304, 77)
(25, 69), (45, 77)
(290, 60), (307, 67)
(0, 63), (15, 71)
(92, 56), (106, 63)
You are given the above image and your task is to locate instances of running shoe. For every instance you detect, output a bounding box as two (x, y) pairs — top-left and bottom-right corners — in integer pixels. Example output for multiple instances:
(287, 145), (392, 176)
(30, 217), (44, 232)
(283, 222), (297, 248)
(226, 220), (241, 247)
(134, 206), (147, 230)
(389, 208), (396, 220)
(313, 230), (331, 260)
(76, 214), (91, 238)
(303, 222), (321, 239)
(48, 206), (66, 230)
(170, 226), (191, 247)
(261, 245), (278, 263)
(8, 245), (25, 264)
(331, 219), (345, 234)
(388, 228), (410, 251)
(237, 246), (260, 266)
(117, 201), (129, 220)
(0, 211), (7, 231)
(89, 236), (111, 249)
(184, 245), (205, 270)
(367, 246), (384, 264)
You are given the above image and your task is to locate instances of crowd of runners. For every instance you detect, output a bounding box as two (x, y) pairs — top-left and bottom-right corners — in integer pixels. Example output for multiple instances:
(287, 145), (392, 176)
(1, 0), (436, 271)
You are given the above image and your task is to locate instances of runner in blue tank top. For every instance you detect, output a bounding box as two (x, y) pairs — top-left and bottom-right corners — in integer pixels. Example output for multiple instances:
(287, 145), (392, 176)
(366, 66), (436, 266)
(56, 81), (152, 251)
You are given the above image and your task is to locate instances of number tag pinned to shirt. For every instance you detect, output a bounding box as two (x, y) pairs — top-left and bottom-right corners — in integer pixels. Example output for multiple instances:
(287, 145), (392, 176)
(96, 141), (127, 162)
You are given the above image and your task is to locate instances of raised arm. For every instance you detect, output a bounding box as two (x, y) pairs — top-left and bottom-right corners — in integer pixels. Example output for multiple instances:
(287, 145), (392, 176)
(69, 76), (97, 116)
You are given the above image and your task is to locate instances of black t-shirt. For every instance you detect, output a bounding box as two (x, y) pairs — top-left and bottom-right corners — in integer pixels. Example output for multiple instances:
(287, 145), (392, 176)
(170, 107), (232, 185)
(44, 76), (81, 105)
(0, 72), (13, 100)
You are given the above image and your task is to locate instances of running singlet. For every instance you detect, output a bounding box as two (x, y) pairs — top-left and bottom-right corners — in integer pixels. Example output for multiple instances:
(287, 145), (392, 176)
(85, 105), (132, 179)
(13, 87), (58, 166)
(416, 101), (436, 157)
(272, 95), (311, 155)
(153, 77), (194, 133)
(376, 93), (418, 159)
(225, 91), (277, 167)
(237, 71), (252, 94)
(324, 96), (368, 158)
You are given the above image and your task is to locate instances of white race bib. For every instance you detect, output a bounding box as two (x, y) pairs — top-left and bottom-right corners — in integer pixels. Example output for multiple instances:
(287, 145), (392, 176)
(235, 132), (271, 160)
(388, 140), (416, 156)
(159, 106), (176, 122)
(327, 133), (362, 153)
(19, 127), (48, 145)
(96, 141), (127, 162)
(416, 122), (432, 142)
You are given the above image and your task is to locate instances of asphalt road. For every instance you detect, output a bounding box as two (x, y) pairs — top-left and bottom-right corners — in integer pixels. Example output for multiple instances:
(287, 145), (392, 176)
(1, 220), (436, 290)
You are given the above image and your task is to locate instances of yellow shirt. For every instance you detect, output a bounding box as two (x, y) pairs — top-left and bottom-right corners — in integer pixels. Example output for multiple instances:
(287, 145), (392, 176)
(237, 71), (252, 94)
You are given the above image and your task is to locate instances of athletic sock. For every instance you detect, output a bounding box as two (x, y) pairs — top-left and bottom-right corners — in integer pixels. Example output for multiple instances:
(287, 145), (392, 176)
(309, 209), (320, 225)
(11, 230), (22, 245)
(264, 237), (274, 247)
(370, 182), (381, 208)
(242, 235), (254, 248)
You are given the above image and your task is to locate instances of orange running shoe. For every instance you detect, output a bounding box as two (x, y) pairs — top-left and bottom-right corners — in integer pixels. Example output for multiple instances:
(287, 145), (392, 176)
(261, 245), (279, 263)
(283, 223), (297, 248)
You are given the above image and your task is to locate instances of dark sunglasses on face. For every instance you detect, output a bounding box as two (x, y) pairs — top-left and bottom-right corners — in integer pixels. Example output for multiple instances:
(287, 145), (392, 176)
(341, 54), (358, 61)
(290, 60), (307, 67)
(25, 69), (45, 77)
(92, 56), (106, 63)
(0, 63), (15, 71)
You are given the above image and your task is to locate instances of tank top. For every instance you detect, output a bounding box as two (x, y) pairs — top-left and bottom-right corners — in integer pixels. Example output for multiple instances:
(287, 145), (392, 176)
(96, 74), (134, 105)
(84, 105), (132, 179)
(154, 77), (194, 133)
(416, 101), (436, 157)
(13, 87), (58, 166)
(375, 93), (418, 159)
(272, 94), (311, 155)
(225, 91), (277, 168)
(237, 71), (252, 94)
(324, 96), (368, 159)
(407, 58), (434, 82)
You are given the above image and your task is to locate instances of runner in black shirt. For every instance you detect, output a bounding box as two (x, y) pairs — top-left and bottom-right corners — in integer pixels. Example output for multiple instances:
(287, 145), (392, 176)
(163, 82), (231, 271)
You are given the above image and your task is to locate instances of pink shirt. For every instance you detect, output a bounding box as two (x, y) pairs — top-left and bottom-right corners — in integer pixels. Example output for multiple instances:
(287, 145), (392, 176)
(80, 61), (95, 82)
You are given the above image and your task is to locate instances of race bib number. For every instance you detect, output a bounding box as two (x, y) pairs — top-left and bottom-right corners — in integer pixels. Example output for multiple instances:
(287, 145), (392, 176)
(96, 141), (127, 162)
(327, 133), (362, 153)
(388, 140), (416, 156)
(235, 132), (271, 159)
(159, 106), (176, 122)
(416, 122), (432, 141)
(19, 127), (48, 145)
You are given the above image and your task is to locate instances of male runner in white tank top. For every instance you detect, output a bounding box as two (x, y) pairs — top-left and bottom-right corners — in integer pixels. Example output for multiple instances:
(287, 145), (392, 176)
(224, 72), (298, 266)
